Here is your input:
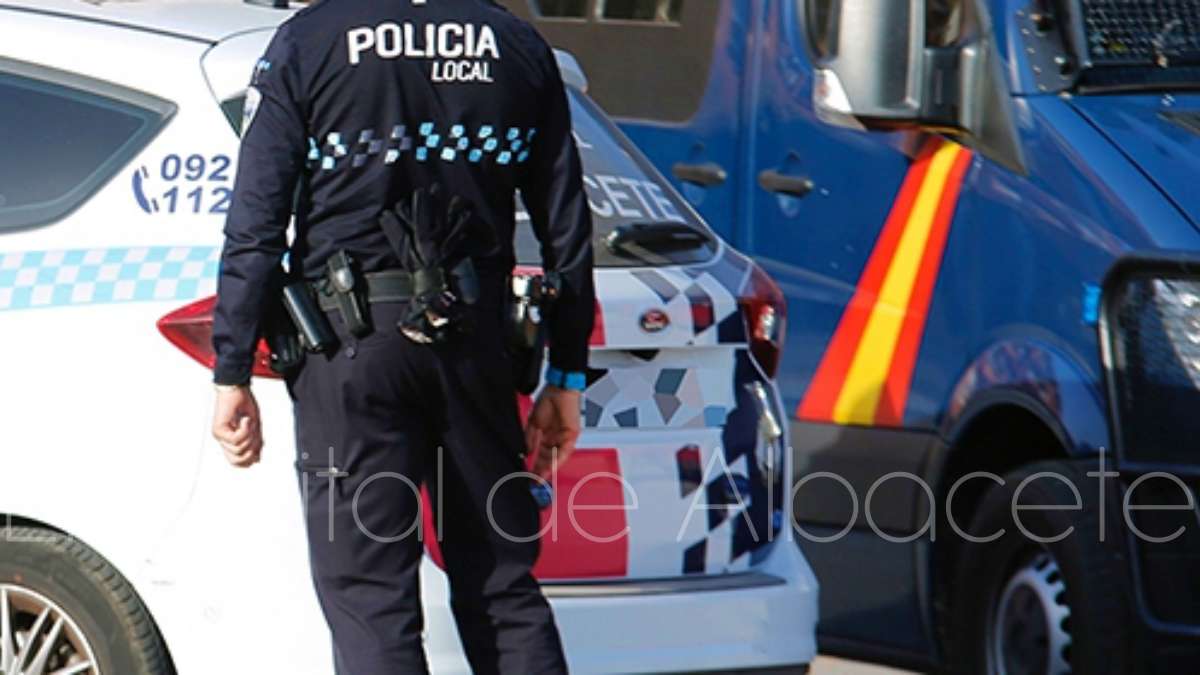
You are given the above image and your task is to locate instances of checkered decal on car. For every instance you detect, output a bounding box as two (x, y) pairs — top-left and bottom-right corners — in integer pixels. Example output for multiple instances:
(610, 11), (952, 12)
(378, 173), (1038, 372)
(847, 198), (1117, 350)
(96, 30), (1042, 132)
(679, 449), (761, 575)
(668, 433), (785, 576)
(0, 247), (219, 311)
(570, 252), (785, 574)
(591, 250), (752, 349)
(582, 350), (738, 429)
(676, 353), (787, 575)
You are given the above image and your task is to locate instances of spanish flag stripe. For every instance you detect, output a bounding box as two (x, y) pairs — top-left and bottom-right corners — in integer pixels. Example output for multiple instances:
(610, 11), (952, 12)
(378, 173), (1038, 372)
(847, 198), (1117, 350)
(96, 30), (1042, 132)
(876, 147), (973, 425)
(796, 141), (938, 421)
(832, 142), (964, 424)
(796, 139), (972, 427)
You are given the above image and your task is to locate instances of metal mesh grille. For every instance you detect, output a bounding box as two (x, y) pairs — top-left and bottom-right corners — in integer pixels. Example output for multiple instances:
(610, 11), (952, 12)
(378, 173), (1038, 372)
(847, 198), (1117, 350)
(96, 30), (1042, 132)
(1083, 0), (1200, 65)
(1111, 277), (1200, 464)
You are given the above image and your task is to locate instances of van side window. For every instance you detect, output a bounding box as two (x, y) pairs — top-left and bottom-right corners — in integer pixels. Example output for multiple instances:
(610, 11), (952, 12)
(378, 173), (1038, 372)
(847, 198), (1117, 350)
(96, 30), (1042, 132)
(599, 0), (683, 22)
(926, 0), (965, 47)
(504, 0), (718, 122)
(532, 0), (588, 18)
(805, 0), (838, 59)
(0, 59), (175, 231)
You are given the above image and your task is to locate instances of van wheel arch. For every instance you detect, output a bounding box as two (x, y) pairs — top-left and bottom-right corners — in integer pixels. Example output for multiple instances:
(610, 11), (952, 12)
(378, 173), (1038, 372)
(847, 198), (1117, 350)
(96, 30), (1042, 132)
(930, 401), (1074, 660)
(939, 460), (1132, 674)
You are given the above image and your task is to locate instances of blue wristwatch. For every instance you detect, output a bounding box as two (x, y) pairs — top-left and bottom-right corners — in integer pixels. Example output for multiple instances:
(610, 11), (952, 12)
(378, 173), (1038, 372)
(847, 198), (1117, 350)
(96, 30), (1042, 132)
(544, 366), (587, 392)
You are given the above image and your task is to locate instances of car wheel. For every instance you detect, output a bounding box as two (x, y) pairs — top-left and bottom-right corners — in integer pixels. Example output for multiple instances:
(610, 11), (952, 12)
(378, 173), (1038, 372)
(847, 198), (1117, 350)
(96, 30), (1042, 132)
(0, 526), (171, 674)
(946, 460), (1131, 675)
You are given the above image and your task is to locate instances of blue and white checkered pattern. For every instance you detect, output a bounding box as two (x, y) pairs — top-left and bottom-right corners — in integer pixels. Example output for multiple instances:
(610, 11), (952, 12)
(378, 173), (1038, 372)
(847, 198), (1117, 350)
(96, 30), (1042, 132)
(311, 122), (536, 171)
(0, 246), (220, 312)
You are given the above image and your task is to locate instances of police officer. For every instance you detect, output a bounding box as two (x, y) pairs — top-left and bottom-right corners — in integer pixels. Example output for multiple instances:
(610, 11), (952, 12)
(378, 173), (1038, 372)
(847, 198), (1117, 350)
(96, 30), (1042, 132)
(209, 0), (593, 672)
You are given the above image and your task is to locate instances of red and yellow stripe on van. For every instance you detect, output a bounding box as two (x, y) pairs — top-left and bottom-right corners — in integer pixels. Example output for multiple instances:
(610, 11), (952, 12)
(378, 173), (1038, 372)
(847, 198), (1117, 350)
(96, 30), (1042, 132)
(798, 139), (973, 427)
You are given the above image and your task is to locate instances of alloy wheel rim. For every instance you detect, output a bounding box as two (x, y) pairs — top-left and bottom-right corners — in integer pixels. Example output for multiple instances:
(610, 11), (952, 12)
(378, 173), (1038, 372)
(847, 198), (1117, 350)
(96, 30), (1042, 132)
(987, 551), (1072, 675)
(0, 584), (100, 675)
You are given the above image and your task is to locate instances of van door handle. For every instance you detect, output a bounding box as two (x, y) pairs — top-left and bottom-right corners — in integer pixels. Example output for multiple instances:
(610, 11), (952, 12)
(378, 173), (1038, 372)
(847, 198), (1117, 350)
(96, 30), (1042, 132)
(758, 170), (814, 198)
(672, 162), (727, 187)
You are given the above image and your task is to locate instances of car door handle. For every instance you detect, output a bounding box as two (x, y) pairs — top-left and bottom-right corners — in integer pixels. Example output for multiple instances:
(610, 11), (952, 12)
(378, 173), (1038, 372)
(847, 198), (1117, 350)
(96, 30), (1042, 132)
(758, 169), (814, 198)
(672, 162), (727, 187)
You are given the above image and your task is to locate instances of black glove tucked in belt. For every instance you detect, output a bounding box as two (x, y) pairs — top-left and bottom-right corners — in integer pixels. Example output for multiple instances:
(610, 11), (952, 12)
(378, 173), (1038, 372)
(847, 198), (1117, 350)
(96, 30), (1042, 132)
(378, 184), (493, 344)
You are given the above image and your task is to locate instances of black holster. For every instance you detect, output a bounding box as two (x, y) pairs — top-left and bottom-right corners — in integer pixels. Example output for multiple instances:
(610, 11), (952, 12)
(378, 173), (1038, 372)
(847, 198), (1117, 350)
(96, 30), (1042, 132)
(283, 281), (337, 353)
(325, 250), (371, 337)
(507, 273), (561, 395)
(264, 267), (338, 376)
(264, 292), (305, 376)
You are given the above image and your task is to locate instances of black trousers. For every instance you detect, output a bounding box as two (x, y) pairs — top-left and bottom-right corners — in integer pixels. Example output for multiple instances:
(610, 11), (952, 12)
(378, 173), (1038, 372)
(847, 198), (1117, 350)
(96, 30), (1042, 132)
(287, 298), (567, 675)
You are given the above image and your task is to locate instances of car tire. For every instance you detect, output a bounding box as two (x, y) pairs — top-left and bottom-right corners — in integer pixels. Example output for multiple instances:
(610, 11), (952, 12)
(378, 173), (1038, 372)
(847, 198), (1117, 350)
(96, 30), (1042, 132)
(945, 460), (1131, 675)
(0, 526), (171, 674)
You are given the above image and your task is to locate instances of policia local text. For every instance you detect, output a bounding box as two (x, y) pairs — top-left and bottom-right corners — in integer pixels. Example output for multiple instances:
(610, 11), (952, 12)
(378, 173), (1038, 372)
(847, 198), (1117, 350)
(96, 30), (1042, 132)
(347, 21), (501, 83)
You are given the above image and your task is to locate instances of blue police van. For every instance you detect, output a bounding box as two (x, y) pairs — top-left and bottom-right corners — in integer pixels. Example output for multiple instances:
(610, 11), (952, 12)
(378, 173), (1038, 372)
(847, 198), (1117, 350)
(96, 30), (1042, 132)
(502, 0), (1200, 673)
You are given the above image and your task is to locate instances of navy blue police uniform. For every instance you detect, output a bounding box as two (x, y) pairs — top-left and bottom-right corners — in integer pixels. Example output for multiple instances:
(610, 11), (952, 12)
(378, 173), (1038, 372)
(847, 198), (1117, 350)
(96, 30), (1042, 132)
(211, 0), (593, 672)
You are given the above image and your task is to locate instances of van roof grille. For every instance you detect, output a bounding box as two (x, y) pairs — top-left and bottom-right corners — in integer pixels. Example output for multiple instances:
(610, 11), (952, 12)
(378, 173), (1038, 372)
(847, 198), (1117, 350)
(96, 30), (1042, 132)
(1082, 0), (1200, 67)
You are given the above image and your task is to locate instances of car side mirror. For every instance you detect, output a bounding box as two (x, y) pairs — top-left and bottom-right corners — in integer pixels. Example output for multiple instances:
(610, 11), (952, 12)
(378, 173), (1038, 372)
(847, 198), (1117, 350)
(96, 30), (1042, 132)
(804, 0), (1025, 173)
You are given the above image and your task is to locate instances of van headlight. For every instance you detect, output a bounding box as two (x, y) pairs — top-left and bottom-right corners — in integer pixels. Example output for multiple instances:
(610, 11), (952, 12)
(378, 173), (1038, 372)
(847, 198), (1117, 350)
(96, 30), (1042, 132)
(1105, 274), (1200, 465)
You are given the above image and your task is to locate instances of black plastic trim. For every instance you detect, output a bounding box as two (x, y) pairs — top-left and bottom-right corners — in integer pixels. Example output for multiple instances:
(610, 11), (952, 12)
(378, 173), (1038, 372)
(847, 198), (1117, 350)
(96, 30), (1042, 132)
(1098, 253), (1200, 638)
(540, 571), (785, 598)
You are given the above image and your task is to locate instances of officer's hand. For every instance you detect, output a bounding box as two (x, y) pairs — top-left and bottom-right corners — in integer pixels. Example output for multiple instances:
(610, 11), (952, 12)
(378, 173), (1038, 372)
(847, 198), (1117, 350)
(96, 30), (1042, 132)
(212, 385), (264, 468)
(525, 386), (581, 479)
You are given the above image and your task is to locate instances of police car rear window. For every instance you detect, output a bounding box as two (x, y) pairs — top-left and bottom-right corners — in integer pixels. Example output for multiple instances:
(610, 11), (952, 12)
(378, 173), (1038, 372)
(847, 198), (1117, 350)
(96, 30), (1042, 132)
(0, 59), (175, 232)
(515, 89), (714, 268)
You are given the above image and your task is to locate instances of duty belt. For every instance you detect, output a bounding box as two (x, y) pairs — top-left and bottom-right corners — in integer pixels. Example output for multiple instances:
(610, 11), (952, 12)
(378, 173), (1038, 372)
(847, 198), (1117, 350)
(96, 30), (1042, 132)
(314, 270), (414, 312)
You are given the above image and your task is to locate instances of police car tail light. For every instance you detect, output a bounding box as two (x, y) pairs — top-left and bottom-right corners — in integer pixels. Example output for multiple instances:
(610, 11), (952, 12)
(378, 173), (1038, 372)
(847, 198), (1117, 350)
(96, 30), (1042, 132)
(740, 264), (787, 378)
(157, 296), (280, 379)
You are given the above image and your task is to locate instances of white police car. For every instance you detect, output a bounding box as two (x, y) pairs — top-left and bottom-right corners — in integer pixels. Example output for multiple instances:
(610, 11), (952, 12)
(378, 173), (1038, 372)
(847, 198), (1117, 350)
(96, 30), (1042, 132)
(0, 1), (817, 673)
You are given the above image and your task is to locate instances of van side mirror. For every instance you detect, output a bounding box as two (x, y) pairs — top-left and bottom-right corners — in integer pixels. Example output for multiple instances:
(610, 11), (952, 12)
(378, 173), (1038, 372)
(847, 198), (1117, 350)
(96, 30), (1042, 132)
(805, 0), (1025, 173)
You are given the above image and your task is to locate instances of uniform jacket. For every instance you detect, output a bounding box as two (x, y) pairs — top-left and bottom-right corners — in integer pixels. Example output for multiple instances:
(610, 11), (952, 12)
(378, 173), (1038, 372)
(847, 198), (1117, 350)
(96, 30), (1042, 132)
(212, 0), (594, 385)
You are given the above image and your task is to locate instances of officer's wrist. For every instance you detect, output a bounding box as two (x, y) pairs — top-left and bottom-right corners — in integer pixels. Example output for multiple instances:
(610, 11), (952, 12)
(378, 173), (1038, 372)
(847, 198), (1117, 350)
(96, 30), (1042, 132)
(213, 360), (253, 388)
(215, 383), (250, 394)
(544, 366), (586, 392)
